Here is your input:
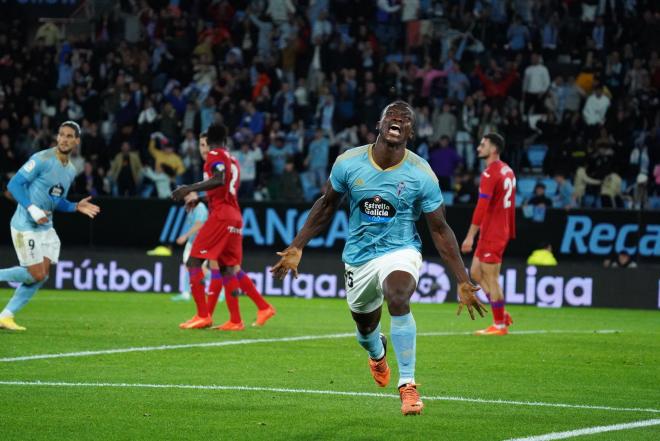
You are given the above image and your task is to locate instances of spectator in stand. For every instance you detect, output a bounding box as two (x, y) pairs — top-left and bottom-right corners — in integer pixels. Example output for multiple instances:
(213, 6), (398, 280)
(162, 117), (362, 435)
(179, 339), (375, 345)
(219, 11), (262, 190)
(429, 136), (462, 192)
(142, 163), (176, 199)
(148, 132), (185, 186)
(73, 161), (106, 197)
(573, 165), (602, 207)
(604, 251), (637, 269)
(553, 173), (575, 209)
(526, 183), (553, 208)
(108, 141), (142, 196)
(432, 102), (457, 143)
(523, 53), (551, 114)
(280, 159), (304, 202)
(473, 60), (519, 101)
(232, 142), (264, 200)
(582, 84), (611, 128)
(600, 171), (624, 208)
(304, 128), (330, 191)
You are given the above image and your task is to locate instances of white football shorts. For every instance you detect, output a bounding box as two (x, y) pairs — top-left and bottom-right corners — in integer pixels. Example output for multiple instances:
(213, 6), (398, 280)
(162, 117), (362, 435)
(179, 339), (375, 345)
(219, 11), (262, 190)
(11, 227), (61, 267)
(344, 248), (423, 314)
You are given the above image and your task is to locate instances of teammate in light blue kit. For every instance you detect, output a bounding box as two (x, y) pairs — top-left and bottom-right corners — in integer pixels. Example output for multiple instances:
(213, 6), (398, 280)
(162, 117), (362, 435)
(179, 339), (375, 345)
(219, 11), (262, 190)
(272, 101), (486, 416)
(171, 201), (209, 302)
(0, 121), (100, 331)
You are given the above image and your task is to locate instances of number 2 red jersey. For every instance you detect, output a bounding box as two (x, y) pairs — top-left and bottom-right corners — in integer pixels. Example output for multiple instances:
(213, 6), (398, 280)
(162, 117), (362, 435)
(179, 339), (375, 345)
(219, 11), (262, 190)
(203, 147), (241, 221)
(472, 160), (516, 242)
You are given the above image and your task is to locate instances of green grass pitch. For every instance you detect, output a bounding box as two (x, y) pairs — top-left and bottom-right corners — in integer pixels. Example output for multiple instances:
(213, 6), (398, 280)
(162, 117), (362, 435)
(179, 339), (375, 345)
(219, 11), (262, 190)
(0, 289), (658, 440)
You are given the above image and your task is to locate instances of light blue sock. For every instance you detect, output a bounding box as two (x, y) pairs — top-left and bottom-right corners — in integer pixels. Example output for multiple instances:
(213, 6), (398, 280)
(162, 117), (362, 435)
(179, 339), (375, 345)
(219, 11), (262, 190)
(0, 266), (35, 284)
(4, 277), (48, 315)
(356, 323), (385, 360)
(391, 313), (417, 387)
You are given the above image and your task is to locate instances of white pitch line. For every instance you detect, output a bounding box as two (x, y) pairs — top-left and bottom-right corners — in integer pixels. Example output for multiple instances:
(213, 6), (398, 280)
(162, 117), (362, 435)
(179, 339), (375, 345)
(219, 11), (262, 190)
(503, 418), (660, 440)
(0, 380), (658, 415)
(0, 329), (621, 363)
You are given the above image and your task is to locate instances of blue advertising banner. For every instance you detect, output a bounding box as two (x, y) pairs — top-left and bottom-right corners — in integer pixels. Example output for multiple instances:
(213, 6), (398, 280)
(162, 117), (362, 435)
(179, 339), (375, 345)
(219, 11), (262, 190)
(0, 197), (658, 260)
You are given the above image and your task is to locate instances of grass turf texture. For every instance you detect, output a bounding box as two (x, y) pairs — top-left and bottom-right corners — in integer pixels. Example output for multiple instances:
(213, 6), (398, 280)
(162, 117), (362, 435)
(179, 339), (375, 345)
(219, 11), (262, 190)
(0, 289), (658, 441)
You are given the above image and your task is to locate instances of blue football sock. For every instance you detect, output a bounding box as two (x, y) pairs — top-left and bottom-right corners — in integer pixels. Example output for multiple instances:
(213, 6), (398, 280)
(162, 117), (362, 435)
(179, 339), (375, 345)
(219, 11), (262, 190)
(391, 313), (417, 387)
(356, 323), (385, 360)
(4, 277), (48, 315)
(0, 266), (35, 284)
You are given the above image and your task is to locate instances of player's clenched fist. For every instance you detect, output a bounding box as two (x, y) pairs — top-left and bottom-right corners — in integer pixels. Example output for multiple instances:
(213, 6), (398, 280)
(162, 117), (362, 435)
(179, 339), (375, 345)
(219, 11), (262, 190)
(456, 281), (488, 320)
(271, 246), (303, 280)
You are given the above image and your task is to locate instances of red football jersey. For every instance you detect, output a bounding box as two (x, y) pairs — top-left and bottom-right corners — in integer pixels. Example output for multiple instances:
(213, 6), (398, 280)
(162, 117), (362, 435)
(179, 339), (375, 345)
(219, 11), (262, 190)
(473, 160), (516, 242)
(203, 147), (241, 221)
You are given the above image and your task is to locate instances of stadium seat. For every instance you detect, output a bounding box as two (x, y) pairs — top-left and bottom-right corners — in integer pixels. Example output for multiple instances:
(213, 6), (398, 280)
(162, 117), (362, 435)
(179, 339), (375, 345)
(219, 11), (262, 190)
(542, 178), (558, 196)
(517, 177), (537, 199)
(515, 194), (523, 207)
(648, 196), (660, 210)
(527, 144), (548, 169)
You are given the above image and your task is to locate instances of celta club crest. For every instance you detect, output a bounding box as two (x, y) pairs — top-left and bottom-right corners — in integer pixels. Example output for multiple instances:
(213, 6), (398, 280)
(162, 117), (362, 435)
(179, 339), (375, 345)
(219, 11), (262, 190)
(397, 182), (406, 196)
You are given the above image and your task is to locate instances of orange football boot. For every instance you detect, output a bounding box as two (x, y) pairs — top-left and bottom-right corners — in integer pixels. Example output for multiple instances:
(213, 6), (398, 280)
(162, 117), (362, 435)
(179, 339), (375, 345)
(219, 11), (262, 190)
(252, 306), (276, 327)
(475, 325), (508, 336)
(399, 383), (424, 416)
(214, 320), (245, 331)
(368, 333), (390, 387)
(181, 315), (213, 329)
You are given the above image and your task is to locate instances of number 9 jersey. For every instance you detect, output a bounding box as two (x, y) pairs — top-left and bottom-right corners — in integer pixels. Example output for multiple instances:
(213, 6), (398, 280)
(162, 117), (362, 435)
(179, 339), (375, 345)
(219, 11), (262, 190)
(204, 148), (241, 221)
(473, 160), (516, 244)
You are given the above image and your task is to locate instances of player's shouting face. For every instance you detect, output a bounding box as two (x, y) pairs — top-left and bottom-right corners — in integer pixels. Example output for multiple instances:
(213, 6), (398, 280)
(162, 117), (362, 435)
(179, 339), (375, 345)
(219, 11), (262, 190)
(378, 102), (415, 146)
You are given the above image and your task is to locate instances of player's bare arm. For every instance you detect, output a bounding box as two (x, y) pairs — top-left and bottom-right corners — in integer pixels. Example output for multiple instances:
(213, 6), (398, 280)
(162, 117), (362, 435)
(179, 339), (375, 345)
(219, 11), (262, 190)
(171, 169), (225, 201)
(424, 206), (487, 320)
(461, 224), (480, 254)
(271, 181), (343, 279)
(177, 221), (204, 245)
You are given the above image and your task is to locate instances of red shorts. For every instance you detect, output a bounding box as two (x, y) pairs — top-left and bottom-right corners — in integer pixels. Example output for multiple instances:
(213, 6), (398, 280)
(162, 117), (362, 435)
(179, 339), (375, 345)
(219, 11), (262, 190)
(189, 217), (243, 266)
(475, 239), (508, 264)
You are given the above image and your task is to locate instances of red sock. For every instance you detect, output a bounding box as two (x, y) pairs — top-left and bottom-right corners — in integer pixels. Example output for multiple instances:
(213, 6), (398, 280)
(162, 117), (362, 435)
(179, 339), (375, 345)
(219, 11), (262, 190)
(237, 270), (269, 310)
(207, 270), (223, 317)
(491, 300), (505, 325)
(223, 275), (242, 323)
(189, 267), (208, 318)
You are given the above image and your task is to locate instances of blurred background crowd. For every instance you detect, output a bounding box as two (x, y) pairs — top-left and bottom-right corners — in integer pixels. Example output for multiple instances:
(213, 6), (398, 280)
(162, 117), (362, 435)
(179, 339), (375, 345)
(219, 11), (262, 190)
(0, 0), (658, 209)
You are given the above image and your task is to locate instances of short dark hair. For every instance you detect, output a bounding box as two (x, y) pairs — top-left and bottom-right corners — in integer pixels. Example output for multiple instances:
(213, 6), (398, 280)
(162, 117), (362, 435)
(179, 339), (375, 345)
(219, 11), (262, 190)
(60, 121), (81, 138)
(381, 100), (416, 132)
(199, 131), (207, 139)
(206, 123), (227, 146)
(483, 133), (505, 153)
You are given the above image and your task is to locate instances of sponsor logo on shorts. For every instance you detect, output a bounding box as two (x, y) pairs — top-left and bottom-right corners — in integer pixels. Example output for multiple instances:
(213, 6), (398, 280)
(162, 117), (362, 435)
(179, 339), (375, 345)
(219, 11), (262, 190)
(359, 195), (396, 223)
(228, 226), (242, 235)
(200, 250), (208, 254)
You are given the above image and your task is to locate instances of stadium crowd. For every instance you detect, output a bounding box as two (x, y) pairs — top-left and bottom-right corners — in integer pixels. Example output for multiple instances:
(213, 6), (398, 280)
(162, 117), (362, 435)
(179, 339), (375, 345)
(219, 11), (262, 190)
(0, 0), (659, 209)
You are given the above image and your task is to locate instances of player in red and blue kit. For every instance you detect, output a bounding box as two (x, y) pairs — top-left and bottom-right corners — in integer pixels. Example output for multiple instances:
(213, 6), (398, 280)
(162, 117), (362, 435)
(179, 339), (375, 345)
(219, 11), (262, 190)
(462, 133), (516, 335)
(171, 123), (274, 330)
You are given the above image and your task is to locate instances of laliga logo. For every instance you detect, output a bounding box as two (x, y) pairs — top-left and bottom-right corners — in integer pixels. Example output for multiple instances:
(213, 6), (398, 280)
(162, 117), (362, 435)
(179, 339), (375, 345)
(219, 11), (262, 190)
(412, 261), (451, 303)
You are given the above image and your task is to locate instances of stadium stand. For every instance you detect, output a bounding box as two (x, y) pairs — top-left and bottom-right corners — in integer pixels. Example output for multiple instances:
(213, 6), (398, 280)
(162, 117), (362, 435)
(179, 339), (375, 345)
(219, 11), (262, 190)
(0, 0), (658, 209)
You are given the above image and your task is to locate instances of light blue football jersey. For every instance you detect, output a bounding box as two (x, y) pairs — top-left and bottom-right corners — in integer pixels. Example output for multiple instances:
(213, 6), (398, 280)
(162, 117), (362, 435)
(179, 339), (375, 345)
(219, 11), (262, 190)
(11, 148), (77, 232)
(184, 202), (209, 245)
(330, 144), (443, 266)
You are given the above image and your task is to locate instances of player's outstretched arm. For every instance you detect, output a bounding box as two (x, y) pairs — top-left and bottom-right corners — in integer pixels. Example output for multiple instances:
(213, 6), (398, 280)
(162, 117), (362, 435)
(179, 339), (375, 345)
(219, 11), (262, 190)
(55, 196), (100, 219)
(171, 171), (224, 201)
(424, 205), (487, 320)
(271, 181), (343, 280)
